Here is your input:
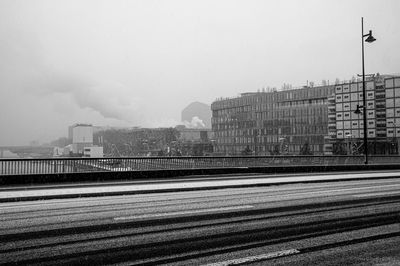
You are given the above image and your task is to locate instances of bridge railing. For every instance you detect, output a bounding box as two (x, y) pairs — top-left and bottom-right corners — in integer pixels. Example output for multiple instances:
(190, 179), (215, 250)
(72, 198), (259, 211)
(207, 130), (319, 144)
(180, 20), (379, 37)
(1, 155), (400, 176)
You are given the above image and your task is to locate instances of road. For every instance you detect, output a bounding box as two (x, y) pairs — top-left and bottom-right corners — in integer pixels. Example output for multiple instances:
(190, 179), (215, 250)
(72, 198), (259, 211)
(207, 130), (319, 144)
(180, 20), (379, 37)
(1, 172), (400, 265)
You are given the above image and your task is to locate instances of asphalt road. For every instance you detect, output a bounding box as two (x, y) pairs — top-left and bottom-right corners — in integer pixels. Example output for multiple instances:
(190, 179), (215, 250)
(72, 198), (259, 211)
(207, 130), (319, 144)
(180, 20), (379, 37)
(1, 172), (400, 265)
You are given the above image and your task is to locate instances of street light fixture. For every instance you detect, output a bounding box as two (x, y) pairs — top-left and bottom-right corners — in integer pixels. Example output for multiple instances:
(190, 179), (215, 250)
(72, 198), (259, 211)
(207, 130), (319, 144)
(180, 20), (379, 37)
(354, 104), (363, 115)
(358, 17), (376, 164)
(279, 137), (287, 154)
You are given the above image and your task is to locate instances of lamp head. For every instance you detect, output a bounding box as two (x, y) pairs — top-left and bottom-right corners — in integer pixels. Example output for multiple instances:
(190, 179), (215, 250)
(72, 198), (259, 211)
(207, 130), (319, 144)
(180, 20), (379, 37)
(365, 30), (376, 43)
(354, 104), (363, 115)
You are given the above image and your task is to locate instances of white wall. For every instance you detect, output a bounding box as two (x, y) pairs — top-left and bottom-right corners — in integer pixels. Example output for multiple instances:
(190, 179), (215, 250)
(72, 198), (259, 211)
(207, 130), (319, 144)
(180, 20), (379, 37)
(72, 126), (93, 144)
(83, 146), (103, 158)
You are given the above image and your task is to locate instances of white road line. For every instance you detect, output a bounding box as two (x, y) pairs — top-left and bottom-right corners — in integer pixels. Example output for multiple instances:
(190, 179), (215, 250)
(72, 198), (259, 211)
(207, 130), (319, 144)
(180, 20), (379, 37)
(113, 205), (254, 221)
(353, 191), (400, 198)
(203, 249), (300, 266)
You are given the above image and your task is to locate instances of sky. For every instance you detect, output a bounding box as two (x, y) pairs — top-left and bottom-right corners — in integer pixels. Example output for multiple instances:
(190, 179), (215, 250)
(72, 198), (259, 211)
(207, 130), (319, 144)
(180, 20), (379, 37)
(0, 0), (399, 146)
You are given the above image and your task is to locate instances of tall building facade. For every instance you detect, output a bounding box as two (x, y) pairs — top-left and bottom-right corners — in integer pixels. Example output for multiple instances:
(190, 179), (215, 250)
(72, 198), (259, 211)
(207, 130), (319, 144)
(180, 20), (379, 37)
(211, 85), (334, 155)
(71, 123), (93, 155)
(327, 75), (400, 155)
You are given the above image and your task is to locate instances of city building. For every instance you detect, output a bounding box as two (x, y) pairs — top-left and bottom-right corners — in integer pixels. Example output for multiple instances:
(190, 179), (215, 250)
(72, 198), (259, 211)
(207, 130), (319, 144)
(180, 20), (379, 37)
(327, 74), (400, 155)
(211, 85), (334, 155)
(211, 74), (400, 156)
(71, 123), (93, 155)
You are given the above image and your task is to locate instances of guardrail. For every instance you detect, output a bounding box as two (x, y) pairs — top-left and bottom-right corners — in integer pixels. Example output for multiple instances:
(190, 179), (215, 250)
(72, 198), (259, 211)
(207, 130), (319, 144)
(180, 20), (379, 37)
(1, 155), (400, 176)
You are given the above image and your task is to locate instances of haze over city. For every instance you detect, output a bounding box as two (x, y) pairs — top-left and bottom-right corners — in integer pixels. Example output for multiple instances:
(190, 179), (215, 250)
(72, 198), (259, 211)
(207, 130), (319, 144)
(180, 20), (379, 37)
(0, 0), (399, 145)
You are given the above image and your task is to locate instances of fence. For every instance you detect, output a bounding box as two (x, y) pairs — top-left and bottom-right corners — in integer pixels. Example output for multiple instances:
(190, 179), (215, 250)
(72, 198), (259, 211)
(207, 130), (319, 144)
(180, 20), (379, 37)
(1, 155), (400, 176)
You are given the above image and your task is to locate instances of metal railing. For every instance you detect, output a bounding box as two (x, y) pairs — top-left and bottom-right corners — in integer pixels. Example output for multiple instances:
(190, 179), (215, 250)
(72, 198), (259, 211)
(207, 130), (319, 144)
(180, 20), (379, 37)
(1, 155), (400, 176)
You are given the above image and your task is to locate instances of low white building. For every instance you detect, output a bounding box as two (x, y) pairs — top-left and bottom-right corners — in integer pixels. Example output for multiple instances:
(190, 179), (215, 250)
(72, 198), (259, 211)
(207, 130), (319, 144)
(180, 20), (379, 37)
(83, 146), (104, 158)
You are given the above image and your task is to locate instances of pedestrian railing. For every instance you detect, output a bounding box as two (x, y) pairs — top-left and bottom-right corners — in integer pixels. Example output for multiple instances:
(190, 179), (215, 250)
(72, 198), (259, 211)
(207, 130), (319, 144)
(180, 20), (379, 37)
(1, 155), (400, 176)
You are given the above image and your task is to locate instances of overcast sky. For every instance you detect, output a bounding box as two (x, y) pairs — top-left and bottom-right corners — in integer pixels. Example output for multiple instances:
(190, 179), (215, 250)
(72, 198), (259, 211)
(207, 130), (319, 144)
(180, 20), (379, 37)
(0, 0), (399, 145)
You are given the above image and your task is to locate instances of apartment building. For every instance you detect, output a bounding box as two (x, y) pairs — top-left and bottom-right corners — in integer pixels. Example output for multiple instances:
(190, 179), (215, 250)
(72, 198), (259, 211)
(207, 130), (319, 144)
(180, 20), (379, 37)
(327, 75), (400, 154)
(212, 74), (400, 156)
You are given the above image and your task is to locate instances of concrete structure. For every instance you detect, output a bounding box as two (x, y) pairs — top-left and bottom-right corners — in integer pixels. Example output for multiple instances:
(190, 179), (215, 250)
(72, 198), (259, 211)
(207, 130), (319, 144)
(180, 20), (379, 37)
(327, 75), (400, 155)
(211, 85), (334, 155)
(83, 146), (104, 158)
(71, 124), (93, 155)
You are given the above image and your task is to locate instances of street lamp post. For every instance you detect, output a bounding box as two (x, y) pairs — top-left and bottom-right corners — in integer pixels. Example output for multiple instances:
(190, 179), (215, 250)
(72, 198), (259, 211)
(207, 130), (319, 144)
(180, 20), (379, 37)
(356, 17), (376, 164)
(389, 121), (400, 154)
(345, 133), (353, 155)
(279, 137), (286, 154)
(395, 123), (399, 155)
(253, 129), (258, 156)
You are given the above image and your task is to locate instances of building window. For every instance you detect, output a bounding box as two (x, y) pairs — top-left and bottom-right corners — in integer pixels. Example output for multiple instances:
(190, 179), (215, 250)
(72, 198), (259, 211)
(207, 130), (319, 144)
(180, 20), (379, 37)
(386, 99), (394, 108)
(395, 78), (400, 87)
(385, 79), (394, 88)
(386, 89), (394, 98)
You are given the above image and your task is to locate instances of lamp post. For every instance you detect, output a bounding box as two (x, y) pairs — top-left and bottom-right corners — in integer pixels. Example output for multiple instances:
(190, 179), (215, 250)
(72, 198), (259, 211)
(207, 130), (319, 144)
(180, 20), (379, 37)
(345, 133), (353, 155)
(356, 17), (376, 164)
(393, 123), (400, 154)
(253, 129), (258, 156)
(279, 137), (286, 154)
(388, 121), (400, 154)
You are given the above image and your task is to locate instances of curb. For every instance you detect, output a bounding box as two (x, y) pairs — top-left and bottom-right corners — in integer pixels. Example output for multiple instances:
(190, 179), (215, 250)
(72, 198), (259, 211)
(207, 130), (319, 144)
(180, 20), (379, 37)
(1, 173), (399, 203)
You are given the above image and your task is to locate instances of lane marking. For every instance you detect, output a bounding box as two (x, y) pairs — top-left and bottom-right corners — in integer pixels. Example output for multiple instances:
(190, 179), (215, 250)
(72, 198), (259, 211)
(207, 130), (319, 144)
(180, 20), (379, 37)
(114, 205), (254, 221)
(353, 191), (400, 198)
(203, 249), (300, 266)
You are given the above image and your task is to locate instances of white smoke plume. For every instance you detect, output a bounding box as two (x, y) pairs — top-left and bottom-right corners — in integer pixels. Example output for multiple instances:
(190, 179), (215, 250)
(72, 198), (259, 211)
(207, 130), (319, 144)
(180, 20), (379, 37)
(183, 116), (206, 128)
(28, 73), (146, 124)
(0, 27), (146, 126)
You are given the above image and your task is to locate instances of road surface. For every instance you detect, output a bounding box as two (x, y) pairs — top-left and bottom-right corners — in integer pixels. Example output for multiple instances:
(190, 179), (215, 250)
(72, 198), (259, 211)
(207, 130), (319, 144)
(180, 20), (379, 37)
(1, 171), (400, 265)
